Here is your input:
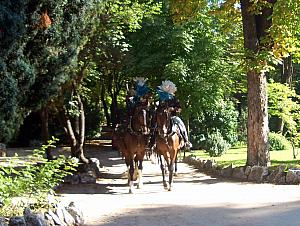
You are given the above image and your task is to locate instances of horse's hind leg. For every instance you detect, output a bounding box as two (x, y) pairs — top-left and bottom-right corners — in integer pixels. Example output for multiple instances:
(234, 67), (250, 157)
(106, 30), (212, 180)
(136, 159), (143, 189)
(174, 157), (178, 176)
(168, 160), (175, 191)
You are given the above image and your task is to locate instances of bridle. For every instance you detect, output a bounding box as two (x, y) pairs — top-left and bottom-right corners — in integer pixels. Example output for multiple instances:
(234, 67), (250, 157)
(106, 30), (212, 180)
(156, 105), (172, 139)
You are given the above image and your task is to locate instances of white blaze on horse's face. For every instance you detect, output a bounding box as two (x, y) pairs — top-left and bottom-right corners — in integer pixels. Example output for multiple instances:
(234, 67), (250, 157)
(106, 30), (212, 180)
(162, 121), (168, 135)
(141, 109), (149, 134)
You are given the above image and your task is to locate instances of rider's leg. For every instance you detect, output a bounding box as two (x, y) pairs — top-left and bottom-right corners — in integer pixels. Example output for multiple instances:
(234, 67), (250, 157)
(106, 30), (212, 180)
(172, 116), (192, 149)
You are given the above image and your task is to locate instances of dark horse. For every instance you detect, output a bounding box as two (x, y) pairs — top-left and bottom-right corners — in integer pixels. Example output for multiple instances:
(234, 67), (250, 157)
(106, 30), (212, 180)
(115, 102), (151, 193)
(154, 103), (184, 191)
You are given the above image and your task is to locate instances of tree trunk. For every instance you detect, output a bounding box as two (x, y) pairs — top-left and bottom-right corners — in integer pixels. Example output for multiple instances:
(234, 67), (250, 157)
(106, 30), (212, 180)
(61, 95), (89, 163)
(240, 0), (274, 166)
(40, 106), (54, 160)
(101, 84), (111, 126)
(110, 92), (119, 127)
(246, 71), (270, 166)
(282, 55), (293, 85)
(40, 107), (49, 143)
(77, 94), (88, 163)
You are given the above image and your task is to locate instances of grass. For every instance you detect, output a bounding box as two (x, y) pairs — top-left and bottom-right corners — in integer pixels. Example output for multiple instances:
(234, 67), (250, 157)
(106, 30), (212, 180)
(183, 146), (300, 169)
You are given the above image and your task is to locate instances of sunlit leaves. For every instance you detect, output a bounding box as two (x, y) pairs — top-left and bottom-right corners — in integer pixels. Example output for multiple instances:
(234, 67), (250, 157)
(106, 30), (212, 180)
(268, 80), (300, 136)
(270, 0), (300, 61)
(169, 0), (206, 23)
(103, 0), (162, 31)
(247, 0), (273, 15)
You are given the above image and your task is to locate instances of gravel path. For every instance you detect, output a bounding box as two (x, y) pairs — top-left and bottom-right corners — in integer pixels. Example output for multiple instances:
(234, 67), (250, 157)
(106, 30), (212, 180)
(57, 147), (300, 226)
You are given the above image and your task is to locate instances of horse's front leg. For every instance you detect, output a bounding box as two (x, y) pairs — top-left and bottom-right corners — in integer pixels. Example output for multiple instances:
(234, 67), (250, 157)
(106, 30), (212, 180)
(127, 159), (135, 194)
(159, 155), (168, 189)
(136, 159), (143, 189)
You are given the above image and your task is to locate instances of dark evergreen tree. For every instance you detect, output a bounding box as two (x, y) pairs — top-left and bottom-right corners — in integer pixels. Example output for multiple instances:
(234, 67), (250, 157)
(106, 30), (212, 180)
(0, 0), (96, 143)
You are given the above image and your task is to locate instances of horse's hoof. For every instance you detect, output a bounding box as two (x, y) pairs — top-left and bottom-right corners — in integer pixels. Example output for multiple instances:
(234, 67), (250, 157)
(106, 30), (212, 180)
(163, 183), (169, 190)
(168, 187), (172, 191)
(129, 189), (134, 194)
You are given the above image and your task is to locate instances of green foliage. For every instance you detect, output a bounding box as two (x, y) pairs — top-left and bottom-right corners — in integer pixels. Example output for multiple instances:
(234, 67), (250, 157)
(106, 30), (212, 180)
(103, 0), (162, 32)
(268, 80), (300, 138)
(0, 138), (77, 216)
(184, 145), (300, 169)
(126, 9), (174, 78)
(84, 103), (103, 139)
(204, 130), (231, 157)
(0, 0), (97, 143)
(268, 132), (291, 151)
(190, 100), (239, 148)
(79, 0), (162, 126)
(271, 0), (300, 61)
(128, 2), (242, 141)
(236, 106), (247, 143)
(163, 17), (238, 116)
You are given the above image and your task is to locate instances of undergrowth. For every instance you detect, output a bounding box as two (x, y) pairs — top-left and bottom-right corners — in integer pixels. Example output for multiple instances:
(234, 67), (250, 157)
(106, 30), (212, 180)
(0, 138), (78, 217)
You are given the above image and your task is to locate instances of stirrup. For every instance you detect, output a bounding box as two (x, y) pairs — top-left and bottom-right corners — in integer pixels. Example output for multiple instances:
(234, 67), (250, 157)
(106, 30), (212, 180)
(184, 142), (192, 150)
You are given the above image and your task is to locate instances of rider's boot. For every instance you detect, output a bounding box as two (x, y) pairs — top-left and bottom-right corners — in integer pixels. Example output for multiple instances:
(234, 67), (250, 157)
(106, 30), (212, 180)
(181, 132), (192, 150)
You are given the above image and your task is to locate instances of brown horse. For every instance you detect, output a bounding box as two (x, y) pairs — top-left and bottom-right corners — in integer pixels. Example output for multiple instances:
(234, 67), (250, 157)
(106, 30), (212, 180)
(115, 102), (151, 193)
(154, 104), (184, 191)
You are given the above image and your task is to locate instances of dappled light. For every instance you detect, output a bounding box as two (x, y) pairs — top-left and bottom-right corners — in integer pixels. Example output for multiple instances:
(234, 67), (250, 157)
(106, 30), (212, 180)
(2, 0), (300, 224)
(57, 147), (300, 225)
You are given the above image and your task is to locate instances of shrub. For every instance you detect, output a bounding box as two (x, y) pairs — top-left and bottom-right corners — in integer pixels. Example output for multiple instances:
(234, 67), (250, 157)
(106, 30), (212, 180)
(190, 100), (239, 148)
(190, 133), (206, 150)
(0, 138), (77, 216)
(268, 132), (290, 151)
(204, 131), (231, 157)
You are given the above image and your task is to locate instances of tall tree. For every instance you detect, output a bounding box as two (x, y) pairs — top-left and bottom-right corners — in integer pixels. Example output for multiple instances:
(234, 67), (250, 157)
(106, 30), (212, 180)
(170, 0), (300, 166)
(240, 0), (275, 166)
(79, 0), (161, 127)
(0, 0), (97, 144)
(128, 1), (242, 145)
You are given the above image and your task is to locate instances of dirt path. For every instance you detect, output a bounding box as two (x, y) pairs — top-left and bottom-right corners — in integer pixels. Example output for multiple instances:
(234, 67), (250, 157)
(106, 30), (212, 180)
(57, 146), (300, 226)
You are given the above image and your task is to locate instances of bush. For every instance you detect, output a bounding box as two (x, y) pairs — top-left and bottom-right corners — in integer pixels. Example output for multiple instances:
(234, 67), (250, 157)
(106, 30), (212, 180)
(0, 138), (77, 216)
(190, 133), (206, 150)
(190, 100), (239, 148)
(268, 132), (290, 151)
(204, 131), (231, 157)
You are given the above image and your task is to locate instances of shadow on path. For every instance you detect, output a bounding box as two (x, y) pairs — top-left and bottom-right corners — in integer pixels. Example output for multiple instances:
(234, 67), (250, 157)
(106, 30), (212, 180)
(88, 200), (300, 226)
(57, 143), (223, 196)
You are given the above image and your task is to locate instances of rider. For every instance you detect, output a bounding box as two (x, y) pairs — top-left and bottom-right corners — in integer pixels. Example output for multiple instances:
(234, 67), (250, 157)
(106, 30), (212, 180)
(155, 80), (192, 150)
(125, 88), (137, 123)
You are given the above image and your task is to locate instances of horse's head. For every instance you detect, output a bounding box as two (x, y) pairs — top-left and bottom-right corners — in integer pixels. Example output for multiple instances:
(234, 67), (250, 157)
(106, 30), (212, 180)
(156, 104), (172, 137)
(132, 103), (150, 135)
